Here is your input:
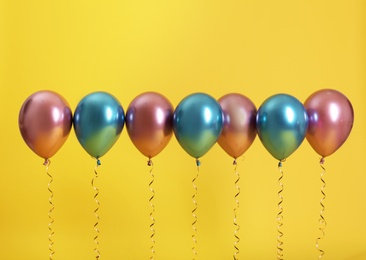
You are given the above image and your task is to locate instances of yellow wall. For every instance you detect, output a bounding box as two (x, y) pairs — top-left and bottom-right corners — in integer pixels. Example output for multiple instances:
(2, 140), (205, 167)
(1, 0), (365, 259)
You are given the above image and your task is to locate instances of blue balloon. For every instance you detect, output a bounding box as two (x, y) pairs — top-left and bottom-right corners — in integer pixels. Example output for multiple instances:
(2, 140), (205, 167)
(73, 91), (125, 159)
(173, 93), (223, 159)
(256, 94), (308, 161)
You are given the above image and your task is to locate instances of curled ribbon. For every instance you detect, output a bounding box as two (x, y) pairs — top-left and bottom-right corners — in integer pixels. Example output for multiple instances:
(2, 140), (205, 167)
(233, 159), (240, 260)
(276, 160), (285, 260)
(316, 157), (327, 259)
(44, 159), (55, 260)
(92, 159), (101, 259)
(192, 160), (200, 259)
(148, 158), (156, 260)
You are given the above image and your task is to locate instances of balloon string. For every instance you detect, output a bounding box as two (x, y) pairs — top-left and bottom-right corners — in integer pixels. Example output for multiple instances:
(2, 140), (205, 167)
(92, 159), (101, 259)
(148, 159), (156, 260)
(316, 157), (327, 259)
(192, 159), (200, 259)
(44, 159), (55, 260)
(277, 161), (284, 260)
(233, 159), (240, 260)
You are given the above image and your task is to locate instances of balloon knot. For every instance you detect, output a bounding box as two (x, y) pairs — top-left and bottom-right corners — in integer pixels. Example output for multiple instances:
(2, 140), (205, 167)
(97, 159), (101, 166)
(147, 158), (153, 166)
(233, 159), (237, 165)
(196, 159), (201, 167)
(278, 159), (286, 168)
(320, 157), (325, 165)
(43, 158), (50, 166)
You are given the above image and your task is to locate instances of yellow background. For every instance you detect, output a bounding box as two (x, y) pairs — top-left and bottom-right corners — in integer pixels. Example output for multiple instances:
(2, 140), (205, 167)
(0, 0), (365, 259)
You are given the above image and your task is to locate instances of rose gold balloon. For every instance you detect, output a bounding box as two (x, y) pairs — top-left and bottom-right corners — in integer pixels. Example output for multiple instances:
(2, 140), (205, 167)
(218, 93), (257, 159)
(126, 92), (174, 159)
(18, 90), (73, 160)
(304, 89), (354, 157)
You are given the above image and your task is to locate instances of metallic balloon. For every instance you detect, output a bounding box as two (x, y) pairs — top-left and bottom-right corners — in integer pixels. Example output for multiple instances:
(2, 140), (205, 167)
(73, 91), (125, 159)
(173, 93), (223, 159)
(304, 89), (354, 157)
(256, 94), (308, 161)
(18, 90), (73, 160)
(217, 93), (257, 159)
(126, 92), (174, 159)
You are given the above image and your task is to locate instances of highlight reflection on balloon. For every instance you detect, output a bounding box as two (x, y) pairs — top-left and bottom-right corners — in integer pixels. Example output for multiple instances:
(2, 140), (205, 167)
(126, 92), (174, 159)
(305, 89), (354, 157)
(218, 93), (257, 159)
(19, 90), (73, 160)
(73, 91), (125, 159)
(173, 93), (223, 159)
(256, 94), (308, 161)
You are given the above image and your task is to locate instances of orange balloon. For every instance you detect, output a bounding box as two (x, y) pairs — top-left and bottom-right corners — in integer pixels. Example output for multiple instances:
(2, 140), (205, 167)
(218, 93), (257, 159)
(126, 92), (174, 159)
(18, 90), (73, 160)
(305, 89), (354, 157)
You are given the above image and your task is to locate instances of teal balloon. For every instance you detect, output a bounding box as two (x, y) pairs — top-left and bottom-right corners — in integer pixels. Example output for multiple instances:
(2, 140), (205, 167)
(173, 93), (223, 159)
(74, 91), (125, 159)
(256, 94), (308, 161)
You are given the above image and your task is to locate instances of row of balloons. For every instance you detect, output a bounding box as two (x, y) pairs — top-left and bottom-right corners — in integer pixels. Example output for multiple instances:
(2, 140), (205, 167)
(18, 89), (354, 165)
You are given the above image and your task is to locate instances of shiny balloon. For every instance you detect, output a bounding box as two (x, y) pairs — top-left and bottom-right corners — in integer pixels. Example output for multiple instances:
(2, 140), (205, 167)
(126, 92), (174, 159)
(73, 91), (125, 159)
(18, 90), (73, 160)
(304, 89), (354, 157)
(218, 93), (257, 159)
(173, 93), (223, 159)
(256, 94), (308, 161)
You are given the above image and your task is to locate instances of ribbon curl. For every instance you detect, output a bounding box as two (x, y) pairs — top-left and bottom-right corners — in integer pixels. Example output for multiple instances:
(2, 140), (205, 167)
(233, 159), (240, 260)
(316, 157), (327, 259)
(192, 159), (200, 259)
(276, 161), (284, 260)
(148, 158), (156, 260)
(44, 159), (55, 260)
(92, 159), (101, 259)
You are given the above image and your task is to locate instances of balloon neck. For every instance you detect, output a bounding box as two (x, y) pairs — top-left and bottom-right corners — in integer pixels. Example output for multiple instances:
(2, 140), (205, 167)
(43, 158), (50, 166)
(96, 159), (101, 166)
(233, 159), (237, 165)
(320, 157), (325, 165)
(147, 158), (153, 166)
(196, 158), (201, 167)
(278, 159), (285, 168)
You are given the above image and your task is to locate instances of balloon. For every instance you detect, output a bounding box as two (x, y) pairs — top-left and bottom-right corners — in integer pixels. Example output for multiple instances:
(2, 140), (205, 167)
(256, 94), (308, 161)
(126, 92), (174, 159)
(18, 90), (73, 160)
(217, 93), (257, 159)
(304, 89), (354, 157)
(73, 91), (125, 159)
(173, 93), (223, 159)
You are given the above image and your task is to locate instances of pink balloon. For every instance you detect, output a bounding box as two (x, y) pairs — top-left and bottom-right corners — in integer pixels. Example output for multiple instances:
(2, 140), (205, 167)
(126, 92), (174, 159)
(304, 89), (354, 157)
(18, 90), (73, 160)
(218, 93), (257, 159)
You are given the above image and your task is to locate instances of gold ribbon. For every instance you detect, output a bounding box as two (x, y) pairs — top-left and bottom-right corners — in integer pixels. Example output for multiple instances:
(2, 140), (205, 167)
(192, 159), (200, 259)
(148, 159), (156, 260)
(44, 159), (55, 260)
(92, 159), (101, 259)
(316, 157), (327, 259)
(233, 159), (240, 260)
(276, 161), (285, 260)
